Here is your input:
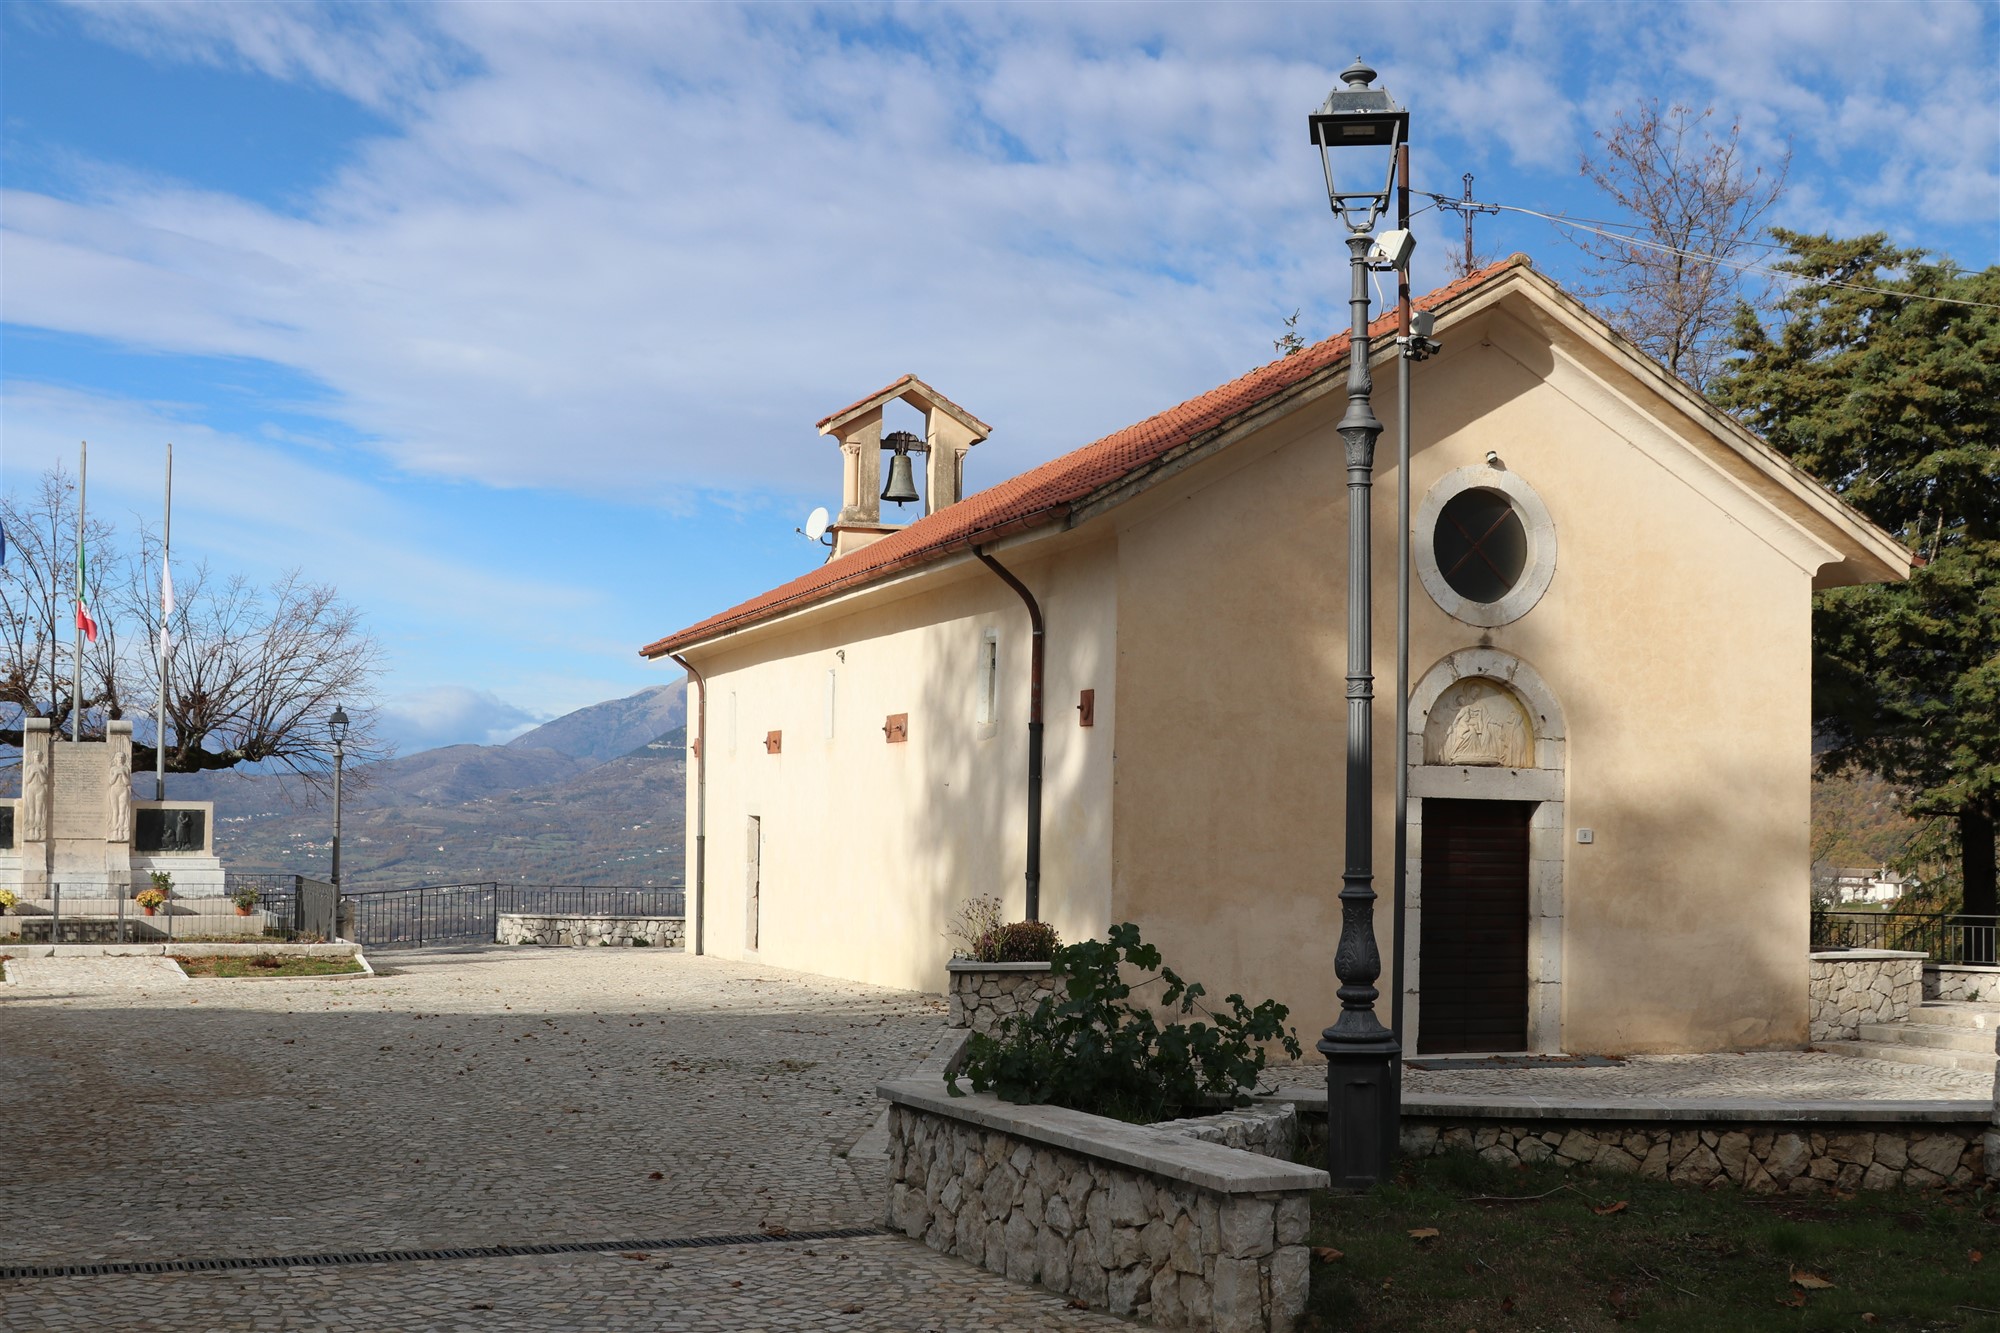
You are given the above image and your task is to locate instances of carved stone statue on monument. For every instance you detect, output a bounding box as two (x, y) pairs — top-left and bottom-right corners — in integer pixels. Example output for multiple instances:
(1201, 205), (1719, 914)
(22, 737), (48, 844)
(106, 738), (133, 844)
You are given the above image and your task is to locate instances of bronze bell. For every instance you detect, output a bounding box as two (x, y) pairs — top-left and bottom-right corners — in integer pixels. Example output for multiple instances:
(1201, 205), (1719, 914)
(880, 431), (921, 506)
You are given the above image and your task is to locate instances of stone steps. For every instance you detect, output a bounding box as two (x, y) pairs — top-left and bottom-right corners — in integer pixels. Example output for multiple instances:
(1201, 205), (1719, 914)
(1856, 1021), (1994, 1054)
(1818, 1036), (1997, 1076)
(1907, 1001), (2000, 1031)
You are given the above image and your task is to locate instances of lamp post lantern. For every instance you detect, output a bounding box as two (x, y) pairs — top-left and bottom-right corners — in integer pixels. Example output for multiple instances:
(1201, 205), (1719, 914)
(1310, 57), (1408, 1190)
(329, 705), (349, 890)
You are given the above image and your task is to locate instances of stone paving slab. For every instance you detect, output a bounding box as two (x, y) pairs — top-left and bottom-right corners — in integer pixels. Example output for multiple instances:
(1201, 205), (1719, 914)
(3, 956), (188, 989)
(1270, 1049), (1991, 1109)
(0, 1235), (1131, 1331)
(0, 948), (1129, 1330)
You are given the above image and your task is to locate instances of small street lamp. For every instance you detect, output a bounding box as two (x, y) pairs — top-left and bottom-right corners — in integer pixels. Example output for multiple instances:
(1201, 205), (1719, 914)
(1310, 57), (1408, 1190)
(329, 705), (349, 890)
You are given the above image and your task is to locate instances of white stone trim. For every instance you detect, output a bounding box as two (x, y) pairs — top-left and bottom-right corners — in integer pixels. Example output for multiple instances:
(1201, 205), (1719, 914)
(1415, 465), (1557, 627)
(1405, 650), (1567, 1055)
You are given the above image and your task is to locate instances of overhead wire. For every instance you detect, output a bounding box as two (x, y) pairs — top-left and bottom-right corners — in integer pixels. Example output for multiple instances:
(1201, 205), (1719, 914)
(1416, 191), (2000, 312)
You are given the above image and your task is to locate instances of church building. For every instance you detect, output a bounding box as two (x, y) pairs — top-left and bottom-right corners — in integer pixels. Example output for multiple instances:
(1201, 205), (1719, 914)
(639, 257), (1909, 1055)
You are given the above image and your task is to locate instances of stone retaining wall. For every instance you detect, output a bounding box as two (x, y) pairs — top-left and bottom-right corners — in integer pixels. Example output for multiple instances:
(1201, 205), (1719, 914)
(1927, 964), (2000, 1003)
(1808, 949), (1924, 1040)
(947, 961), (1057, 1035)
(1394, 1119), (1984, 1192)
(495, 913), (684, 949)
(1150, 1105), (1298, 1161)
(881, 1079), (1326, 1331)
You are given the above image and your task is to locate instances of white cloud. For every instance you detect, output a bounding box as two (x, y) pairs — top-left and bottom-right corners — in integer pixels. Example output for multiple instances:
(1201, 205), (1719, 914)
(8, 1), (1995, 515)
(379, 684), (544, 752)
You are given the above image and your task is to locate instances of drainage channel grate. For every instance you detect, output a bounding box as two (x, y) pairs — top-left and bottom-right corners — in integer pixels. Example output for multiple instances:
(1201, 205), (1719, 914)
(0, 1226), (885, 1282)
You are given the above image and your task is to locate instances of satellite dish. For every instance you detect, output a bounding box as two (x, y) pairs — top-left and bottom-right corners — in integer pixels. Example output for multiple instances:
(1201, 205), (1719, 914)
(803, 506), (830, 541)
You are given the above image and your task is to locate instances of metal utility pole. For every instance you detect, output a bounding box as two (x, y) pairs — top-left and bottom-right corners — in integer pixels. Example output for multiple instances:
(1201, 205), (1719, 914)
(157, 443), (172, 800)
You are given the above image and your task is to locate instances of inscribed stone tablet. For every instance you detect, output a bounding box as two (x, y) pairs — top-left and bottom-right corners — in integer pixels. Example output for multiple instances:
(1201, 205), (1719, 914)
(51, 746), (110, 841)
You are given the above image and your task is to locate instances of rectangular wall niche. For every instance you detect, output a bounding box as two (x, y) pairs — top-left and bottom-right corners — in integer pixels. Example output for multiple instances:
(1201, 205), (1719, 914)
(1077, 689), (1095, 727)
(764, 730), (783, 754)
(884, 713), (909, 743)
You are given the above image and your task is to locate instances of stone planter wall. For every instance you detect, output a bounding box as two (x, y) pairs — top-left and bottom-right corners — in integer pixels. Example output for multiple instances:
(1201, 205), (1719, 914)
(947, 960), (1057, 1035)
(880, 1079), (1326, 1332)
(496, 913), (684, 949)
(1926, 964), (2000, 1003)
(1391, 1119), (1985, 1192)
(1150, 1105), (1298, 1161)
(1808, 949), (1924, 1040)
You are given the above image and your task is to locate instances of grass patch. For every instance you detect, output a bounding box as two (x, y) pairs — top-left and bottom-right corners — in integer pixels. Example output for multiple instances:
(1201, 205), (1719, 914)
(173, 954), (363, 979)
(1308, 1149), (1999, 1332)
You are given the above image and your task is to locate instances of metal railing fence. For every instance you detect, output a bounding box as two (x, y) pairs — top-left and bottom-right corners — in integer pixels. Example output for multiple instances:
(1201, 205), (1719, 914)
(1812, 909), (1999, 965)
(219, 874), (686, 949)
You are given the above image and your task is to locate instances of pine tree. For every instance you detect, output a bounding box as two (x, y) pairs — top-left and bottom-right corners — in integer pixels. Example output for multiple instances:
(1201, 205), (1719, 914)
(1713, 231), (2000, 951)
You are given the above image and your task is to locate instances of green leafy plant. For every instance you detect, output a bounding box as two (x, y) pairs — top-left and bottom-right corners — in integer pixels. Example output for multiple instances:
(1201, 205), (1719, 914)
(232, 887), (260, 912)
(950, 922), (1301, 1124)
(148, 870), (174, 896)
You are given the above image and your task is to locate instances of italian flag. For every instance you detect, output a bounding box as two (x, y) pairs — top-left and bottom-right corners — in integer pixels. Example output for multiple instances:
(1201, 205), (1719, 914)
(76, 542), (98, 644)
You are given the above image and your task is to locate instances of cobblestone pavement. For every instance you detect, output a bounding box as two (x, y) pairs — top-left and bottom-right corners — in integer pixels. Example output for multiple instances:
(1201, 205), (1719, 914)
(1272, 1049), (1990, 1103)
(0, 948), (1128, 1331)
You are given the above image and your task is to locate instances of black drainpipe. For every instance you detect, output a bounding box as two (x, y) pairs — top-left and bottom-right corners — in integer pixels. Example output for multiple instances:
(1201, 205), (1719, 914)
(668, 653), (707, 955)
(973, 546), (1044, 922)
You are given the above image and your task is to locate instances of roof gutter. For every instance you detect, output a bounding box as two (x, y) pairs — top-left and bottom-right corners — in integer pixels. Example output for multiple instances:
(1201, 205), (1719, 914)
(644, 503), (1072, 661)
(973, 544), (1045, 923)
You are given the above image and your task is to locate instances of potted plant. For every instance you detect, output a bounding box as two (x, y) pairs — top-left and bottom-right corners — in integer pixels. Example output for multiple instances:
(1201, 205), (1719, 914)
(135, 887), (169, 916)
(0, 889), (15, 916)
(233, 887), (260, 917)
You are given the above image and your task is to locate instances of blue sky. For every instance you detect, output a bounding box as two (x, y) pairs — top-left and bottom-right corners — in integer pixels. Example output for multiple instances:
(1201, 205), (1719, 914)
(4, 1), (1995, 755)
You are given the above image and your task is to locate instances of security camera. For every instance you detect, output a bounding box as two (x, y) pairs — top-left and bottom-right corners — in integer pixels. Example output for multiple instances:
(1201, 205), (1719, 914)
(1370, 229), (1416, 270)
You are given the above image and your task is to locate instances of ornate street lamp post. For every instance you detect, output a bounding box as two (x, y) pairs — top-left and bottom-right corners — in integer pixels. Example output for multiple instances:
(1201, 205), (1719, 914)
(1310, 58), (1408, 1190)
(329, 705), (349, 890)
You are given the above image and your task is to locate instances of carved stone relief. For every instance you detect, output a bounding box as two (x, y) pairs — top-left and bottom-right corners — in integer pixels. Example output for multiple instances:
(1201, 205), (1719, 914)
(1424, 678), (1534, 768)
(106, 741), (133, 843)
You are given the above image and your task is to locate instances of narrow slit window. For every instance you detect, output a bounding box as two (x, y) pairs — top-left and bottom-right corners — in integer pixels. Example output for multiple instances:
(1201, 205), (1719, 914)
(978, 630), (1000, 725)
(825, 669), (837, 739)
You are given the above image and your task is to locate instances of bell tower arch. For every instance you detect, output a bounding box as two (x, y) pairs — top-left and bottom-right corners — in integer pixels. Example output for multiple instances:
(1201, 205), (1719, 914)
(815, 375), (990, 559)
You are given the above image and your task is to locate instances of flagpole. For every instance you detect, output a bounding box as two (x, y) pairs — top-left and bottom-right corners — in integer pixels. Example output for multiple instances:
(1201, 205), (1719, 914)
(72, 441), (86, 744)
(157, 443), (173, 799)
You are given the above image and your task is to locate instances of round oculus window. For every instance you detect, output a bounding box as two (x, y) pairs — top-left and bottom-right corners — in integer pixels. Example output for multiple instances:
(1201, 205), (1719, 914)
(1433, 488), (1528, 603)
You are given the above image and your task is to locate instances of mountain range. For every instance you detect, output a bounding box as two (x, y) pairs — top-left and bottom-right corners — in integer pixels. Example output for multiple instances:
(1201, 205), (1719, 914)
(170, 682), (689, 886)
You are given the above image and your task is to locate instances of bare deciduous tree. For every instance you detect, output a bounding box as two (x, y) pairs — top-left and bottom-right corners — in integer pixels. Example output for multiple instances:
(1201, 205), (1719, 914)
(1, 466), (387, 790)
(1572, 101), (1789, 390)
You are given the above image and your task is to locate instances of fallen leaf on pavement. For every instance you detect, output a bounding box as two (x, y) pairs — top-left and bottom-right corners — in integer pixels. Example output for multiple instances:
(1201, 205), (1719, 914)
(1408, 1227), (1441, 1241)
(1861, 1315), (1880, 1325)
(1311, 1247), (1344, 1262)
(1593, 1200), (1628, 1216)
(1971, 1249), (1984, 1264)
(1790, 1270), (1835, 1290)
(647, 1171), (664, 1180)
(1777, 1290), (1807, 1309)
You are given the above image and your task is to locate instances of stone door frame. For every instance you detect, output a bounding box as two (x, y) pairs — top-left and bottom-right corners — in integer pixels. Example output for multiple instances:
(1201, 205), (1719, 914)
(1404, 648), (1567, 1054)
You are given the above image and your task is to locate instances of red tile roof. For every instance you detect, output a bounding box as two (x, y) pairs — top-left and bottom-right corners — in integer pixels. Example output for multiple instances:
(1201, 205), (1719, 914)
(642, 258), (1523, 659)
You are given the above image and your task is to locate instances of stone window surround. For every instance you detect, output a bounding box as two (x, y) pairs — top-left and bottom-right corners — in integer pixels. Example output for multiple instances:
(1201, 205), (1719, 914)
(1415, 464), (1557, 628)
(1405, 648), (1567, 1055)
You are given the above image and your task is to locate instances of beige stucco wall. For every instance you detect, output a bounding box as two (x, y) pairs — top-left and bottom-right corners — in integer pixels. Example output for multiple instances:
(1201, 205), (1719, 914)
(681, 535), (1118, 995)
(1111, 309), (1818, 1055)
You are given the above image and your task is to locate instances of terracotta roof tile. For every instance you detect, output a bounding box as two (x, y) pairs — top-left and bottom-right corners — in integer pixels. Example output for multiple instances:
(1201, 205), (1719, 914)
(642, 258), (1521, 659)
